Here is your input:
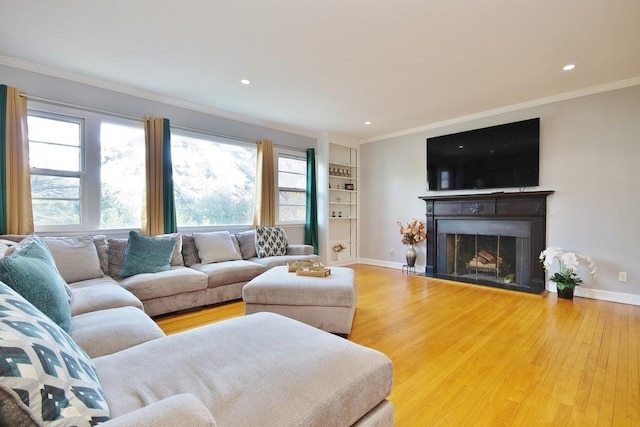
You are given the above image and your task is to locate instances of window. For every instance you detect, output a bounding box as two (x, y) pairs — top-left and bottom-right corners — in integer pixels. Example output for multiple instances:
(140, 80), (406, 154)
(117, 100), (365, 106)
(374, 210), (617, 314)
(100, 122), (145, 229)
(277, 153), (307, 223)
(171, 131), (256, 226)
(27, 113), (83, 226)
(27, 107), (145, 231)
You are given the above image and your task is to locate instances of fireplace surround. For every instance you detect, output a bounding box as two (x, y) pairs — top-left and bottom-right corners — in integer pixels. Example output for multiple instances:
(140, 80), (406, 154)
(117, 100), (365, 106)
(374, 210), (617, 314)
(419, 191), (554, 294)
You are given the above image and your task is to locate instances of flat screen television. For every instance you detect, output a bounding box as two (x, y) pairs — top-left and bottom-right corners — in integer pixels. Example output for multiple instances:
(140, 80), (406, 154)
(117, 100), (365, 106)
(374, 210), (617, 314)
(426, 118), (540, 191)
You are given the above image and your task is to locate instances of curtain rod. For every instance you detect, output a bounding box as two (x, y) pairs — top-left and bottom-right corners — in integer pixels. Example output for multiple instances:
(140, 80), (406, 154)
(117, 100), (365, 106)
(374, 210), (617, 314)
(20, 93), (258, 144)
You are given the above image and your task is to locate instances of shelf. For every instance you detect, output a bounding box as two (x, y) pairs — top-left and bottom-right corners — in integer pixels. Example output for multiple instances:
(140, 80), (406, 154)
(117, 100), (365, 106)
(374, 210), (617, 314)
(329, 161), (357, 168)
(329, 189), (357, 193)
(330, 217), (357, 220)
(329, 202), (356, 205)
(329, 174), (357, 180)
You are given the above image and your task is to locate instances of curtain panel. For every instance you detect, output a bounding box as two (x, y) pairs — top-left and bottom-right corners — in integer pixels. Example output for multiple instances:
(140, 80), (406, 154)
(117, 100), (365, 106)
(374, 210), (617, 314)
(253, 139), (275, 227)
(142, 116), (177, 236)
(0, 85), (34, 235)
(305, 148), (318, 254)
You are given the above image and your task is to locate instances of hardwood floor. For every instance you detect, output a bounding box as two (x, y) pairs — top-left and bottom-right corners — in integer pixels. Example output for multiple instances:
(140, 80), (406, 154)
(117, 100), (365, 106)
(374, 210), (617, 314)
(155, 264), (640, 426)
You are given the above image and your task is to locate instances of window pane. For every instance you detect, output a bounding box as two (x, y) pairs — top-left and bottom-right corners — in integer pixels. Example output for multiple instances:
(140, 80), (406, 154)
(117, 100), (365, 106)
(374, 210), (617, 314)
(277, 155), (306, 223)
(30, 142), (81, 172)
(278, 171), (306, 189)
(172, 134), (256, 226)
(32, 199), (80, 226)
(28, 116), (81, 146)
(27, 115), (81, 171)
(100, 122), (145, 229)
(31, 175), (80, 199)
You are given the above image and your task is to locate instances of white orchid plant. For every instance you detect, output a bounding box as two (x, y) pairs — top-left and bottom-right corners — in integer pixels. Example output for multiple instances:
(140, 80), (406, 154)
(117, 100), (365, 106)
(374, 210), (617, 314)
(539, 247), (598, 290)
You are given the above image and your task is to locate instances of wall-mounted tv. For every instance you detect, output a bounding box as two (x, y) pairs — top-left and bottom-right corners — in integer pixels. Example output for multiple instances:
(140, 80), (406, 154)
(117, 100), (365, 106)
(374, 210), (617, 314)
(427, 118), (540, 191)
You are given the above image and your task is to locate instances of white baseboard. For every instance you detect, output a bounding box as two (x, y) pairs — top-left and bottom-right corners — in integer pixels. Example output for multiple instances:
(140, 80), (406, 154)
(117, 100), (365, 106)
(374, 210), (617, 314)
(358, 258), (640, 307)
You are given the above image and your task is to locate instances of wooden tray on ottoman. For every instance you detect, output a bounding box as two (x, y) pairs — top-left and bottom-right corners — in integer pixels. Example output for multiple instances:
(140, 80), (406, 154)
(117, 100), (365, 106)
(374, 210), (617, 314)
(296, 267), (331, 277)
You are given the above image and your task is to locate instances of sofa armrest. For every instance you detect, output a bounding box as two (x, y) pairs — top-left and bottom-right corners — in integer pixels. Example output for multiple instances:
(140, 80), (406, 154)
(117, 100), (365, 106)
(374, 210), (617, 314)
(101, 394), (217, 427)
(286, 244), (315, 256)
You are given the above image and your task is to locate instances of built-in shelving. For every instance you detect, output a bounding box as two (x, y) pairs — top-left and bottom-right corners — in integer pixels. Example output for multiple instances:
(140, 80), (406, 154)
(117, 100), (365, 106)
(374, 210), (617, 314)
(327, 143), (358, 265)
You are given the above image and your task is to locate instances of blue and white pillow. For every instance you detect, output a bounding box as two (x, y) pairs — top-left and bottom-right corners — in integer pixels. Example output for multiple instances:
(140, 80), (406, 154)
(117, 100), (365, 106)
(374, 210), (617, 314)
(0, 282), (110, 426)
(255, 226), (288, 258)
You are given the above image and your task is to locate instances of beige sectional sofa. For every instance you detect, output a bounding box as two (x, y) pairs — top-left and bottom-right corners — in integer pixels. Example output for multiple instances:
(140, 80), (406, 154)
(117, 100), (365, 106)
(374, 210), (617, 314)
(0, 233), (394, 426)
(2, 229), (320, 317)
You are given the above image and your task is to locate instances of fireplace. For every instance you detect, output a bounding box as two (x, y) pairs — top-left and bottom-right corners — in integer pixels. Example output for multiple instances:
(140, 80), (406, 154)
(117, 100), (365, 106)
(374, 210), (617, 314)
(419, 191), (553, 294)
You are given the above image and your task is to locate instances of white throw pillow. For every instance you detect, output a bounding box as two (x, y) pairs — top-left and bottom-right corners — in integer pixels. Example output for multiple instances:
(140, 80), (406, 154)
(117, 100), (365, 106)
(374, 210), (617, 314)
(41, 236), (104, 283)
(193, 231), (242, 264)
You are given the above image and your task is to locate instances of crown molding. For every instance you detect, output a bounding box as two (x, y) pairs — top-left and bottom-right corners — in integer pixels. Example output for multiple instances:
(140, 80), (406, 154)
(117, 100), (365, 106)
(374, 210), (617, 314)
(0, 55), (318, 139)
(362, 76), (640, 144)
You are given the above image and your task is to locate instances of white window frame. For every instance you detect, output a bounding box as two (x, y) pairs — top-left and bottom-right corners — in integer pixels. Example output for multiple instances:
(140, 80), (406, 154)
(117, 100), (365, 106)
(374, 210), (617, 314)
(275, 148), (307, 225)
(27, 102), (145, 233)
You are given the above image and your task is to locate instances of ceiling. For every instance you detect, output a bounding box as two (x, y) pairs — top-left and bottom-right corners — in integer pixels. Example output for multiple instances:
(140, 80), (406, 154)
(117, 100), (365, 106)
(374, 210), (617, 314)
(1, 0), (639, 140)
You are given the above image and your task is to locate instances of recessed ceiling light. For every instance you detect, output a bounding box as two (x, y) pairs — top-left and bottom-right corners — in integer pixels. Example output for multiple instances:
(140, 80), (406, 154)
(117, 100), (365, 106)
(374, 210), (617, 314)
(458, 145), (464, 149)
(562, 64), (576, 71)
(364, 121), (372, 125)
(240, 79), (251, 85)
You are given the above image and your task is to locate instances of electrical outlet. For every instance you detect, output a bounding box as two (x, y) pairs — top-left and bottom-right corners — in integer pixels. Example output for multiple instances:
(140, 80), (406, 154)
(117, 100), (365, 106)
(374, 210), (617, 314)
(389, 248), (394, 254)
(618, 272), (627, 282)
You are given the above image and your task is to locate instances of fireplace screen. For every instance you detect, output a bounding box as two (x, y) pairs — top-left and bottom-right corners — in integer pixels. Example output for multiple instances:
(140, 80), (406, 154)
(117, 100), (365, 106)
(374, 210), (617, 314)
(441, 233), (520, 286)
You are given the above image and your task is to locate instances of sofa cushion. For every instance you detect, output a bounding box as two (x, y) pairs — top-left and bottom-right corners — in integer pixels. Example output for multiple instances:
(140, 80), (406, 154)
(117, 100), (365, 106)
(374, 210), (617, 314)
(235, 230), (257, 259)
(69, 279), (144, 316)
(93, 312), (392, 426)
(0, 236), (72, 333)
(158, 232), (184, 266)
(193, 231), (242, 264)
(40, 235), (104, 283)
(190, 260), (266, 288)
(181, 234), (201, 267)
(93, 234), (110, 275)
(120, 231), (177, 277)
(0, 282), (110, 426)
(71, 306), (165, 358)
(119, 266), (208, 301)
(255, 226), (288, 258)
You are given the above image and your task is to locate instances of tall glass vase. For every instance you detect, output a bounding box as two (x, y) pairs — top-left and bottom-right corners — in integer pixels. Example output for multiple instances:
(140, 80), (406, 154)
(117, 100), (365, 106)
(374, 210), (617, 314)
(405, 244), (416, 267)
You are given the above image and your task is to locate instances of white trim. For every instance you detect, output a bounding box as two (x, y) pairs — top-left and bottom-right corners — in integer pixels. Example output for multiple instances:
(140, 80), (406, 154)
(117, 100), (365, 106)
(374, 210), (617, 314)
(362, 76), (640, 143)
(0, 55), (318, 139)
(360, 258), (640, 306)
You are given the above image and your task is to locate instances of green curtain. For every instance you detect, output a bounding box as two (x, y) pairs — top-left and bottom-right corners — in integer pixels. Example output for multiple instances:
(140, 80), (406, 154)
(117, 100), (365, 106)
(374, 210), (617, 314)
(0, 85), (7, 234)
(162, 118), (177, 233)
(304, 148), (318, 254)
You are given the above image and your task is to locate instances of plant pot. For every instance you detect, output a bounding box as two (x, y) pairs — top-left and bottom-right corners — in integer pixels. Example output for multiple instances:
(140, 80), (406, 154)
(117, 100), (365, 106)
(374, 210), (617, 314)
(557, 286), (574, 299)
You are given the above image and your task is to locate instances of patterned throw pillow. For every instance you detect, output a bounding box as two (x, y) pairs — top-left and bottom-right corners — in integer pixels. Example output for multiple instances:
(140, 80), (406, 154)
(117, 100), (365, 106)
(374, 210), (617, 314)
(0, 282), (110, 426)
(255, 226), (288, 258)
(119, 231), (177, 278)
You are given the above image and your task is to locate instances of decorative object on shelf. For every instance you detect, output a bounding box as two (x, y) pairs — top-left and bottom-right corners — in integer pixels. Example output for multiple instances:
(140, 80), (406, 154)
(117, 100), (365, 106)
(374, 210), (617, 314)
(332, 242), (348, 262)
(332, 243), (348, 253)
(539, 247), (597, 299)
(344, 183), (354, 190)
(332, 211), (336, 218)
(396, 219), (426, 268)
(338, 211), (342, 217)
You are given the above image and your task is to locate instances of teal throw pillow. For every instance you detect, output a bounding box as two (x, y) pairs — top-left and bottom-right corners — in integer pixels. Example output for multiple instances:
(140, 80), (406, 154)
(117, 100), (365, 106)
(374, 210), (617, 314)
(0, 282), (110, 425)
(119, 231), (177, 277)
(0, 235), (72, 333)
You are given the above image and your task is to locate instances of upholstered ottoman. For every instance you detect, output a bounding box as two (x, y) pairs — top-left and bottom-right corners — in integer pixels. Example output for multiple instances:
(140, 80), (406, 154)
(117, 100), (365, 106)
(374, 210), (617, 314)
(242, 265), (357, 335)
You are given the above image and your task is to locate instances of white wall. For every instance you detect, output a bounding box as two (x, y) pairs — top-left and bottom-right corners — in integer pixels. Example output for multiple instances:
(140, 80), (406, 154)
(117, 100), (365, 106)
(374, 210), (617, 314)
(360, 85), (640, 303)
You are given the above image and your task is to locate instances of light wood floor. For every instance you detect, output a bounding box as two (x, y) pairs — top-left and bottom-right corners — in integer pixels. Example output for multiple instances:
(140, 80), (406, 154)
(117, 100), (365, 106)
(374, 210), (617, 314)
(155, 264), (640, 426)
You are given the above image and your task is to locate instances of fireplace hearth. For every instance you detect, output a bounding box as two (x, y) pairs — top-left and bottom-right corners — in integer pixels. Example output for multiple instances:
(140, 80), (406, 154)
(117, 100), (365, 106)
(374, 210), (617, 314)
(420, 191), (553, 294)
